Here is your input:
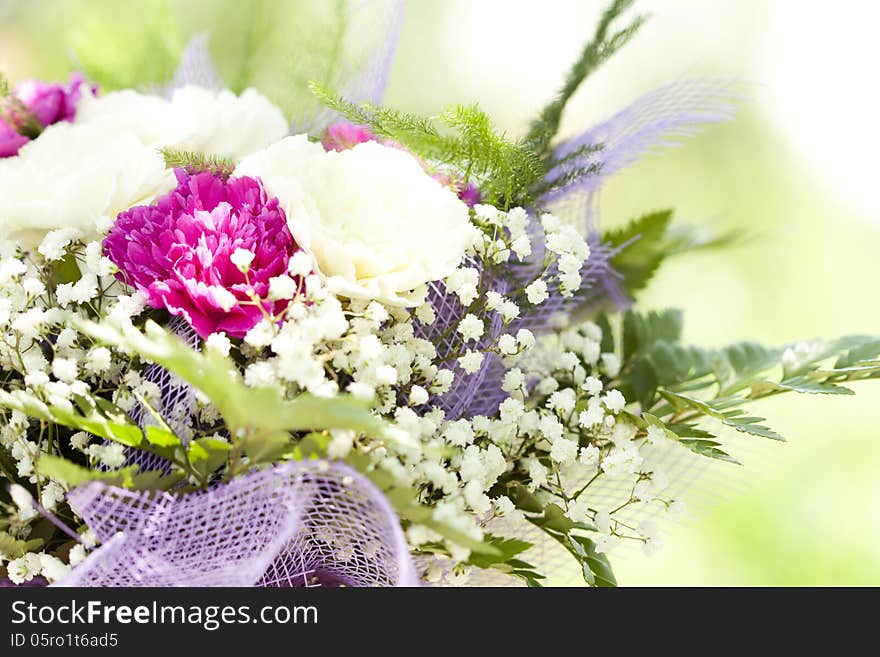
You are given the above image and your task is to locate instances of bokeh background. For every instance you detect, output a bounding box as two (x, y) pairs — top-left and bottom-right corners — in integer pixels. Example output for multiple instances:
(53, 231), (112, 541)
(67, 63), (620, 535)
(1, 0), (878, 585)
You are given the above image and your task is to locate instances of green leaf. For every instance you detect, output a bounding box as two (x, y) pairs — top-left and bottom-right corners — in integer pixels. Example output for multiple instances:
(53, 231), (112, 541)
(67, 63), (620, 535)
(597, 313), (616, 355)
(0, 389), (144, 448)
(289, 432), (330, 460)
(383, 486), (500, 557)
(719, 342), (783, 393)
(604, 210), (674, 297)
(187, 437), (231, 481)
(72, 318), (393, 442)
(679, 439), (740, 464)
(467, 536), (533, 569)
(751, 377), (854, 396)
(36, 454), (138, 488)
(144, 426), (182, 448)
(657, 390), (725, 419)
(242, 431), (291, 464)
(49, 252), (84, 289)
(666, 422), (716, 439)
(508, 484), (545, 514)
(0, 532), (43, 560)
(526, 0), (647, 160)
(722, 413), (785, 441)
(643, 342), (714, 388)
(565, 534), (617, 587)
(835, 339), (880, 369)
(535, 503), (575, 533)
(641, 412), (680, 442)
(622, 307), (682, 358)
(130, 470), (185, 491)
(628, 358), (658, 408)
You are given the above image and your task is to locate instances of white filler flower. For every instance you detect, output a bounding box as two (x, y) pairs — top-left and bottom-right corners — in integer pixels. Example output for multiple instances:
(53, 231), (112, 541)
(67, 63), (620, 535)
(0, 122), (175, 249)
(236, 136), (474, 306)
(75, 85), (288, 160)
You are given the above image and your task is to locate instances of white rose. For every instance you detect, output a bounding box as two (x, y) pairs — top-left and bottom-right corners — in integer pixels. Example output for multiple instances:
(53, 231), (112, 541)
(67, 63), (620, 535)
(236, 136), (474, 306)
(75, 85), (288, 159)
(0, 122), (175, 249)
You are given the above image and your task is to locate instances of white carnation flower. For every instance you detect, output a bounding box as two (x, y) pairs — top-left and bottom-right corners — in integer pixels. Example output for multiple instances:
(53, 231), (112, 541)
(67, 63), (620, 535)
(75, 86), (288, 159)
(0, 122), (174, 248)
(236, 136), (474, 306)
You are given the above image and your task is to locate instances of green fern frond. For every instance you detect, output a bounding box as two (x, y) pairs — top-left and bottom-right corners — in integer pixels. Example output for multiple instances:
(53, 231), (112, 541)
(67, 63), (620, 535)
(309, 81), (444, 146)
(438, 104), (544, 207)
(310, 83), (544, 209)
(159, 148), (235, 178)
(526, 0), (648, 160)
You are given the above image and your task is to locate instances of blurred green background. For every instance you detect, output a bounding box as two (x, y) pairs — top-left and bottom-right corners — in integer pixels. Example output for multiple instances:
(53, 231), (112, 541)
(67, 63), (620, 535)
(2, 0), (878, 585)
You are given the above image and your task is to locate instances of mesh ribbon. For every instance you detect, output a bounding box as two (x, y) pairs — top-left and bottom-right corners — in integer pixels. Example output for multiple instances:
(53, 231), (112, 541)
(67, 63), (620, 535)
(58, 461), (419, 587)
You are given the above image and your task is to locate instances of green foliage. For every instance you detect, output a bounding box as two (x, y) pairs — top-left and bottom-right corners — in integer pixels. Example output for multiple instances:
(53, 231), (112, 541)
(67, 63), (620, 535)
(36, 454), (139, 489)
(0, 389), (149, 449)
(342, 450), (499, 557)
(311, 84), (545, 209)
(466, 536), (545, 587)
(0, 532), (44, 561)
(604, 210), (674, 298)
(69, 0), (183, 90)
(160, 148), (234, 178)
(195, 0), (367, 121)
(0, 72), (9, 98)
(36, 454), (185, 491)
(526, 0), (648, 160)
(608, 309), (880, 462)
(522, 502), (616, 587)
(0, 317), (401, 490)
(678, 439), (741, 465)
(604, 211), (744, 301)
(72, 318), (390, 441)
(0, 388), (213, 486)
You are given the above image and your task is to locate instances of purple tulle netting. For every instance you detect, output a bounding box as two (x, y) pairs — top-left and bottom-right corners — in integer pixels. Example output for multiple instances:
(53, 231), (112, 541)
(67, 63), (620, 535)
(59, 461), (419, 587)
(57, 7), (740, 587)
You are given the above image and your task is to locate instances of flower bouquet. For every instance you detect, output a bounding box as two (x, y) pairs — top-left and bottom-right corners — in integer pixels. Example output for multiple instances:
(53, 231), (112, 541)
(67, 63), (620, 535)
(1, 0), (879, 588)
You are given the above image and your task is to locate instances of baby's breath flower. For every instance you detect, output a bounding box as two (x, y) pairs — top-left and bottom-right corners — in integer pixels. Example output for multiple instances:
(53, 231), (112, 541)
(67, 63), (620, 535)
(516, 329), (536, 350)
(51, 358), (78, 383)
(205, 332), (232, 356)
(414, 301), (436, 325)
(525, 279), (549, 305)
(408, 385), (429, 406)
(497, 334), (518, 355)
(267, 274), (298, 301)
(501, 368), (525, 392)
(230, 247), (256, 272)
(457, 314), (484, 342)
(443, 419), (474, 447)
(602, 389), (626, 413)
(458, 350), (484, 374)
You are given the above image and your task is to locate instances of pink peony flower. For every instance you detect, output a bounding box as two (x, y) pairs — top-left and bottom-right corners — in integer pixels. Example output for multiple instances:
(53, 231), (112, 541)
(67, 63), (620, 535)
(457, 181), (481, 208)
(0, 73), (96, 158)
(320, 122), (376, 152)
(0, 120), (28, 158)
(104, 170), (303, 339)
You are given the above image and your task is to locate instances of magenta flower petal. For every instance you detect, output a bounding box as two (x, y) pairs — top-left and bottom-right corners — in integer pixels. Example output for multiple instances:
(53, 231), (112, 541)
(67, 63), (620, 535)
(1, 73), (97, 158)
(321, 122), (377, 152)
(104, 170), (303, 339)
(0, 119), (29, 157)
